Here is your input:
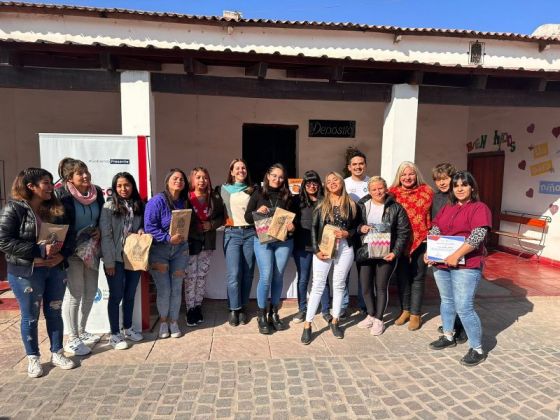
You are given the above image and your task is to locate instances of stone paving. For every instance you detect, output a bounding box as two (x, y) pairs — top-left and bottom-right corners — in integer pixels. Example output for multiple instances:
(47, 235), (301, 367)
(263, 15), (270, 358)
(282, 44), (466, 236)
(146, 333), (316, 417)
(0, 285), (559, 419)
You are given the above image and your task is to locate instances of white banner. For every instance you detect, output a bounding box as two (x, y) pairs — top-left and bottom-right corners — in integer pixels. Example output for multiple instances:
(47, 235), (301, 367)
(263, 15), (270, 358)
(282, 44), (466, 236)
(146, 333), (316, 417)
(39, 133), (151, 333)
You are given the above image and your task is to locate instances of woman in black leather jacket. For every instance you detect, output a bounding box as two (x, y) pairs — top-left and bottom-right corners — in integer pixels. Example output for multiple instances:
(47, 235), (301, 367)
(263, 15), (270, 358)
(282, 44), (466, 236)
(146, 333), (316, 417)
(355, 176), (410, 336)
(0, 168), (76, 377)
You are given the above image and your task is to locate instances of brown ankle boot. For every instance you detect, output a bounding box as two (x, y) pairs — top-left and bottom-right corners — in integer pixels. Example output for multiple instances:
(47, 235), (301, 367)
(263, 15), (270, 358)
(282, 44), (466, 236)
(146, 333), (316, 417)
(408, 314), (422, 331)
(394, 310), (410, 326)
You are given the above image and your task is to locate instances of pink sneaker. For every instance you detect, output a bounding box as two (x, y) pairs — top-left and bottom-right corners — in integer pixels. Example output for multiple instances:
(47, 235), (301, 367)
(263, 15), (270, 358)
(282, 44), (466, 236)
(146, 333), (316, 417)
(357, 315), (375, 329)
(370, 318), (385, 336)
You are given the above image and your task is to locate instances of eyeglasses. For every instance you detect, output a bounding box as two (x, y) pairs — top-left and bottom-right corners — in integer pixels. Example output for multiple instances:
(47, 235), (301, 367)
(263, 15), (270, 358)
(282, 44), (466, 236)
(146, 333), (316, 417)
(305, 181), (319, 187)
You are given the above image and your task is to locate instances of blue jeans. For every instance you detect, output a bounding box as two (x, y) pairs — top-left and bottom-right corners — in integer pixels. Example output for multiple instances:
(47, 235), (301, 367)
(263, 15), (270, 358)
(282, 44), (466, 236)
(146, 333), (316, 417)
(293, 248), (330, 314)
(433, 267), (483, 349)
(105, 262), (141, 334)
(342, 264), (367, 312)
(8, 267), (67, 356)
(254, 237), (293, 308)
(224, 227), (256, 310)
(149, 241), (189, 321)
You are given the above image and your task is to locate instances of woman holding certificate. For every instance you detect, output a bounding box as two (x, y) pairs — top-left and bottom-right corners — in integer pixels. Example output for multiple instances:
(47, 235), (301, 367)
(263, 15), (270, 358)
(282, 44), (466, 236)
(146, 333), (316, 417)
(389, 162), (434, 331)
(355, 177), (411, 336)
(426, 171), (491, 367)
(145, 168), (190, 339)
(244, 163), (294, 335)
(0, 168), (76, 377)
(301, 172), (359, 344)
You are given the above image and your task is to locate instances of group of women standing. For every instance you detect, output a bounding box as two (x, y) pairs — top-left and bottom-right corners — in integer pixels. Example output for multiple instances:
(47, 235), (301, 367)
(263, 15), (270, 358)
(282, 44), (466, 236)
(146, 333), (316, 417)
(0, 154), (492, 378)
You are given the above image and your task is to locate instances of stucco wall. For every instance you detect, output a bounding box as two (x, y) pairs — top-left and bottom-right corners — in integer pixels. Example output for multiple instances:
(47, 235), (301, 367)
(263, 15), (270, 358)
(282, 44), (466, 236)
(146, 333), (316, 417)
(466, 107), (560, 261)
(153, 93), (386, 187)
(0, 88), (121, 199)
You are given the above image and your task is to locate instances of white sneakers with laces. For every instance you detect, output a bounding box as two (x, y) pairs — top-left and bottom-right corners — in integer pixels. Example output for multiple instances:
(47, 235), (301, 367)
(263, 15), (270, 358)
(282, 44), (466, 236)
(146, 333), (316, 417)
(51, 350), (76, 370)
(159, 322), (170, 339)
(64, 337), (91, 356)
(27, 355), (43, 378)
(109, 333), (129, 350)
(79, 331), (101, 345)
(169, 321), (182, 338)
(124, 327), (144, 342)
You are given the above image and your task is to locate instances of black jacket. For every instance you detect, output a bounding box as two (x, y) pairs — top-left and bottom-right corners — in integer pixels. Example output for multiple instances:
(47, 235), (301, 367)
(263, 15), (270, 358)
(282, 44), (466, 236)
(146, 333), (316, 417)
(356, 193), (411, 259)
(0, 200), (75, 277)
(292, 195), (318, 253)
(188, 190), (226, 255)
(55, 184), (106, 239)
(311, 200), (360, 254)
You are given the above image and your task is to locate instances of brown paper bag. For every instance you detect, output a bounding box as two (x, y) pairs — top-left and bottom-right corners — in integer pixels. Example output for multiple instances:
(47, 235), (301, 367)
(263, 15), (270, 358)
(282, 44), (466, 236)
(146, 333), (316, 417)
(38, 223), (69, 244)
(170, 209), (192, 238)
(123, 233), (153, 271)
(319, 224), (338, 258)
(268, 208), (296, 241)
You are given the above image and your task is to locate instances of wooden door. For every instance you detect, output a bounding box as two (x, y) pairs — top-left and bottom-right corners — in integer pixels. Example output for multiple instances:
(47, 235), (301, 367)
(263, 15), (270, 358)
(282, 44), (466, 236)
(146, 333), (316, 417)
(467, 152), (505, 248)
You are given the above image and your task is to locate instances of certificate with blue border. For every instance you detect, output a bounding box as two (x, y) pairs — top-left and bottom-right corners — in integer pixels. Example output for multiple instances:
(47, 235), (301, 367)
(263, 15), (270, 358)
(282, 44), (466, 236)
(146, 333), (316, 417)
(427, 235), (465, 264)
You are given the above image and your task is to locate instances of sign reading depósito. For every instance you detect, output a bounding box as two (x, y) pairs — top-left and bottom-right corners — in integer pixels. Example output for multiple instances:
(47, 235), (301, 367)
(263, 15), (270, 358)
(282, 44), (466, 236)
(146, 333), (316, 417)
(309, 120), (356, 138)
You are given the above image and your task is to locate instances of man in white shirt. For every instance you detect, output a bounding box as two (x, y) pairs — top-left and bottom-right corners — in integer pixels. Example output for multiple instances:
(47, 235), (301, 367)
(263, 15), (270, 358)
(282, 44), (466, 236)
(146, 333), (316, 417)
(342, 150), (370, 316)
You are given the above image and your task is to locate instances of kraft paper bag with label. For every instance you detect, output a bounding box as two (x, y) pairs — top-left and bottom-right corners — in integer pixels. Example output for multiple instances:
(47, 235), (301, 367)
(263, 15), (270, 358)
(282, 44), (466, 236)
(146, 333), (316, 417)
(268, 208), (296, 241)
(319, 224), (338, 258)
(170, 209), (192, 238)
(123, 233), (153, 271)
(37, 223), (69, 245)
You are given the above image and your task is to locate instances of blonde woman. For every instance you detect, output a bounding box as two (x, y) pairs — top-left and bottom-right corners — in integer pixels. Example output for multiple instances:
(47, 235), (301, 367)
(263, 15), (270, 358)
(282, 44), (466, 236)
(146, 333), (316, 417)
(301, 172), (360, 344)
(388, 162), (433, 331)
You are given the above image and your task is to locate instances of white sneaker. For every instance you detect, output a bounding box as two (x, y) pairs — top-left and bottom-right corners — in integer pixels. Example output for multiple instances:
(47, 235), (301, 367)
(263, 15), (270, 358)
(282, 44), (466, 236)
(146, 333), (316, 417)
(109, 333), (129, 350)
(51, 350), (76, 370)
(27, 355), (43, 378)
(124, 327), (143, 342)
(169, 321), (182, 338)
(159, 322), (170, 339)
(79, 331), (101, 345)
(64, 338), (91, 356)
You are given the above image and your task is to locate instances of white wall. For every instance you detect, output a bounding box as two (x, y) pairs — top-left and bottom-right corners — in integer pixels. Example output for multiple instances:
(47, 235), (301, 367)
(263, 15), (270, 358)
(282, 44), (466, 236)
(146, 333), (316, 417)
(466, 107), (560, 261)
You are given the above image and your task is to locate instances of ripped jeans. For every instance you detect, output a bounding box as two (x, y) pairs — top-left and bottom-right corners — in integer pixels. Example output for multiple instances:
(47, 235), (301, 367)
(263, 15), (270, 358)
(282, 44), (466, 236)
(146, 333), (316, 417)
(149, 241), (189, 321)
(8, 267), (67, 356)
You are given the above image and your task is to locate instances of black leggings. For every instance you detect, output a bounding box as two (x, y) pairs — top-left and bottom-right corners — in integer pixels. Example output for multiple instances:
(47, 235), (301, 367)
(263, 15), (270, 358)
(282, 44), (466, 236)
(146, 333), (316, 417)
(395, 243), (428, 315)
(359, 259), (397, 320)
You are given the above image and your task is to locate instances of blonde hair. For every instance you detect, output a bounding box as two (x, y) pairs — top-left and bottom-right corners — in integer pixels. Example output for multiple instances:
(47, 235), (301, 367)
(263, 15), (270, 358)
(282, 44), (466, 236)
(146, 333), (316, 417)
(390, 161), (427, 189)
(367, 176), (387, 189)
(319, 172), (356, 222)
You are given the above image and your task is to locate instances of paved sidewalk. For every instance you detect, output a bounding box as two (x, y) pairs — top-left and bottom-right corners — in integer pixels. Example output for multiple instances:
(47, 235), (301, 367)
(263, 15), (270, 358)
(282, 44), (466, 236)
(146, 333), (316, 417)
(0, 289), (559, 419)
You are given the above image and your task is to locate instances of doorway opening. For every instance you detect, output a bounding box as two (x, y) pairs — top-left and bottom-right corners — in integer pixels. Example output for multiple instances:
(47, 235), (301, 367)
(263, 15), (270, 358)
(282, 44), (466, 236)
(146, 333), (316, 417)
(467, 151), (505, 248)
(242, 124), (297, 183)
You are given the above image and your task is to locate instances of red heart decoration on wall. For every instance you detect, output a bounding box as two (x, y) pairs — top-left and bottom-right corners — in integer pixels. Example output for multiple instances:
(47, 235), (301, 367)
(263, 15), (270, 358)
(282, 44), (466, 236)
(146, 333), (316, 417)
(527, 123), (535, 133)
(550, 204), (559, 215)
(552, 127), (560, 138)
(518, 160), (526, 170)
(525, 188), (534, 198)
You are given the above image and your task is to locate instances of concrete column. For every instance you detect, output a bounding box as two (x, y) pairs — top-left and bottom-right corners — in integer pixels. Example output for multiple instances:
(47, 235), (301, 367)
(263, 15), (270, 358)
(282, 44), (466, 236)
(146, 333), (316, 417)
(120, 70), (156, 186)
(380, 84), (419, 182)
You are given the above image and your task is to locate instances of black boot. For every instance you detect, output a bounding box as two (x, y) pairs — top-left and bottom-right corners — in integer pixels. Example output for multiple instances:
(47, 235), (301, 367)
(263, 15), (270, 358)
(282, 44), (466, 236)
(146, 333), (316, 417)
(257, 308), (272, 335)
(229, 310), (239, 327)
(238, 306), (249, 325)
(268, 305), (286, 331)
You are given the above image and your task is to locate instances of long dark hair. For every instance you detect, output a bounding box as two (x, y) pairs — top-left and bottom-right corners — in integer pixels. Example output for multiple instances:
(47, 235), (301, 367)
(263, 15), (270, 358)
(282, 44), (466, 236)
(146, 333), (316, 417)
(225, 158), (254, 193)
(110, 172), (144, 216)
(162, 168), (189, 208)
(299, 170), (324, 208)
(450, 171), (480, 204)
(11, 168), (64, 220)
(262, 163), (290, 203)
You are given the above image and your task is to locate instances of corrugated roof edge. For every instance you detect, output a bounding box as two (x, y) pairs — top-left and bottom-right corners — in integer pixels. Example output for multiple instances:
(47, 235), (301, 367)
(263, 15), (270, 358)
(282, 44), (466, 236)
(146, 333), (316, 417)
(1, 1), (559, 44)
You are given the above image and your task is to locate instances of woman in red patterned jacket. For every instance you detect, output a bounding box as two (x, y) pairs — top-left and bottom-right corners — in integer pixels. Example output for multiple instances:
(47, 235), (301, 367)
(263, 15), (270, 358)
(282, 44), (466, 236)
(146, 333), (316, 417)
(388, 162), (434, 331)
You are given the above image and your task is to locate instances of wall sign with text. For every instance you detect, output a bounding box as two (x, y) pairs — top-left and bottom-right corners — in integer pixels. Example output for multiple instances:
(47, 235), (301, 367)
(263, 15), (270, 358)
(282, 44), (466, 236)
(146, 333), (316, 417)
(309, 120), (356, 138)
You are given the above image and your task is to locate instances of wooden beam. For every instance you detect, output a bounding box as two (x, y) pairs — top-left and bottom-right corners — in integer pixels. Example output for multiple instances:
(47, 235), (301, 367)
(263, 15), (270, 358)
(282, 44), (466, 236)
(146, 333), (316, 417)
(183, 57), (208, 75)
(151, 74), (391, 102)
(116, 57), (162, 71)
(245, 62), (268, 79)
(0, 66), (120, 91)
(419, 85), (560, 107)
(532, 78), (548, 92)
(330, 65), (344, 82)
(0, 47), (21, 67)
(470, 74), (488, 89)
(19, 53), (99, 69)
(99, 52), (116, 71)
(408, 70), (424, 85)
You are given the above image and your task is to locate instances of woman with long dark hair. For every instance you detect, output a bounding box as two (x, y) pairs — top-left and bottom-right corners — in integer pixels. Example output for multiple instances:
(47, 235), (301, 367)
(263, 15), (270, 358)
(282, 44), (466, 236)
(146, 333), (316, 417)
(0, 168), (76, 377)
(100, 172), (145, 350)
(144, 168), (190, 339)
(220, 158), (256, 326)
(244, 163), (294, 334)
(427, 171), (491, 366)
(184, 167), (225, 326)
(301, 172), (359, 344)
(56, 158), (105, 355)
(291, 170), (331, 323)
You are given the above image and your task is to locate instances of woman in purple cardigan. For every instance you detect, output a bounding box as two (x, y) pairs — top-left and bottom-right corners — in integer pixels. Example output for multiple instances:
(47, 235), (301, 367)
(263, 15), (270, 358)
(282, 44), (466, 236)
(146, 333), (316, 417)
(144, 168), (190, 340)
